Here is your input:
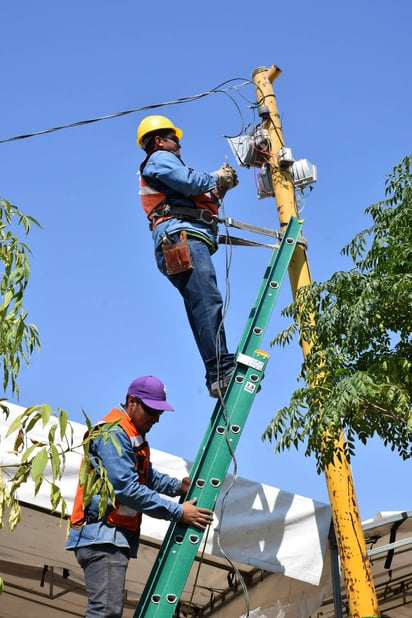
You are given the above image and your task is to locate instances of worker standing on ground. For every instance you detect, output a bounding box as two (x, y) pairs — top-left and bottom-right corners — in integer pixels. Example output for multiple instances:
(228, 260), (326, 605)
(137, 115), (239, 397)
(66, 375), (213, 618)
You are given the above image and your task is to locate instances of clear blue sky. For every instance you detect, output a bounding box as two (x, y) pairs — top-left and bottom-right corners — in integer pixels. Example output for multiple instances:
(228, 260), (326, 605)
(1, 1), (411, 521)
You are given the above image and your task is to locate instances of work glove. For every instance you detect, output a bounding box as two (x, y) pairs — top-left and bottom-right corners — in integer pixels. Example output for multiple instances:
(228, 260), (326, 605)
(211, 163), (239, 198)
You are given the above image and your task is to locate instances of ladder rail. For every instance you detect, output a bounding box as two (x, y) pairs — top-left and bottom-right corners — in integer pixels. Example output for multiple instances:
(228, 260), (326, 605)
(190, 216), (302, 475)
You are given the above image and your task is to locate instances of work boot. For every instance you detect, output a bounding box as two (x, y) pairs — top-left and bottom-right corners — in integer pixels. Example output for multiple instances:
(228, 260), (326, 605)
(209, 371), (265, 398)
(208, 371), (233, 398)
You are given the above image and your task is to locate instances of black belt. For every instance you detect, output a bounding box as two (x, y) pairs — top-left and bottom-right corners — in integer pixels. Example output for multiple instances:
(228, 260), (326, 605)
(70, 515), (100, 529)
(84, 515), (99, 524)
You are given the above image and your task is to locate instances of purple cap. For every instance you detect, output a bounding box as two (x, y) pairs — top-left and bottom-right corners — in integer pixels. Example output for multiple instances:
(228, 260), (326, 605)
(127, 375), (174, 411)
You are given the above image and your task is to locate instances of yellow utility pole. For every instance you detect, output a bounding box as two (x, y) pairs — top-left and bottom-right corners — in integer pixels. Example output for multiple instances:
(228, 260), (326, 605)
(252, 65), (380, 618)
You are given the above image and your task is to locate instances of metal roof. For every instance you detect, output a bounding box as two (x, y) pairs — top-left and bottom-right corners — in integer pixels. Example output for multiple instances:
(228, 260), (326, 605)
(311, 511), (412, 618)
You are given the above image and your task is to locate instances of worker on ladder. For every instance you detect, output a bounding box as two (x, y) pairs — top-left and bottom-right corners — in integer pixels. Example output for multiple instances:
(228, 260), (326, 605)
(66, 375), (214, 618)
(137, 115), (239, 397)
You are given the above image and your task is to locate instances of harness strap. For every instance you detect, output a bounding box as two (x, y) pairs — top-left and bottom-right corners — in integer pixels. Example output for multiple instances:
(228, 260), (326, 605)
(150, 203), (218, 231)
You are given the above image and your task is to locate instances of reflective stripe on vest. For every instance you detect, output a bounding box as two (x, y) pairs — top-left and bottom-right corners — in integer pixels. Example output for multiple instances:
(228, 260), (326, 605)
(139, 157), (219, 229)
(70, 408), (149, 532)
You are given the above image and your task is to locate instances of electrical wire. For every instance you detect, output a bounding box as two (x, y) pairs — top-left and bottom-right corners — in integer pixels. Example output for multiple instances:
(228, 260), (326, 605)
(185, 197), (251, 614)
(212, 199), (251, 616)
(2, 73), (260, 614)
(268, 114), (285, 148)
(0, 78), (253, 145)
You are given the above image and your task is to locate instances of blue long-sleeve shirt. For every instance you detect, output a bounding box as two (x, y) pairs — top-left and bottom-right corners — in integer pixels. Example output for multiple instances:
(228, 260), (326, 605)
(66, 416), (183, 558)
(140, 150), (220, 252)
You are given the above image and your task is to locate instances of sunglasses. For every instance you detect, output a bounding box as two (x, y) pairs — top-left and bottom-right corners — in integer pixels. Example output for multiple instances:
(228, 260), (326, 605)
(137, 399), (164, 416)
(163, 134), (180, 145)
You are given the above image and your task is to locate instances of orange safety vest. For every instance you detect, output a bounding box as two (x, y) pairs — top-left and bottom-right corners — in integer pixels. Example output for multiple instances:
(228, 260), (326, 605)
(70, 408), (150, 532)
(139, 155), (219, 229)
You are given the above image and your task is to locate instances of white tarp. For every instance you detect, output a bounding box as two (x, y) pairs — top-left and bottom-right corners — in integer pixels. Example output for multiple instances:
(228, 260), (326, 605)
(0, 402), (332, 617)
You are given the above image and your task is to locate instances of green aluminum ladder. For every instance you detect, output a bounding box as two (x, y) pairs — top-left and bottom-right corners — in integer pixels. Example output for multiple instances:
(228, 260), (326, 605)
(134, 216), (303, 617)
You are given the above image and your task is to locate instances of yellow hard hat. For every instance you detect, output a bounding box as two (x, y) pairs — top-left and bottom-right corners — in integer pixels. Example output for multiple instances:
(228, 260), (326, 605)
(137, 115), (183, 147)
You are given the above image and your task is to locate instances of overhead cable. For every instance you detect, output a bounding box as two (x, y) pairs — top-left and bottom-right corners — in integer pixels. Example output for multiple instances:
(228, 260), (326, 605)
(0, 78), (252, 144)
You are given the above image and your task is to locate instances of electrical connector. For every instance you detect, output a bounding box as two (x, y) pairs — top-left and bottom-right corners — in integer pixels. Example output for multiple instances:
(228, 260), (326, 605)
(278, 146), (294, 170)
(257, 104), (270, 119)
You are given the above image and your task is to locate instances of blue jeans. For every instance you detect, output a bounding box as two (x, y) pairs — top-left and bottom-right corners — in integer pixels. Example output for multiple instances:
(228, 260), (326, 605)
(155, 236), (235, 388)
(75, 544), (129, 618)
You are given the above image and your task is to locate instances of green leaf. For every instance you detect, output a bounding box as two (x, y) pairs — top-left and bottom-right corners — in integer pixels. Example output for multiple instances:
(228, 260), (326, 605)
(25, 412), (43, 433)
(50, 444), (61, 480)
(21, 443), (38, 463)
(31, 448), (48, 482)
(264, 156), (412, 469)
(50, 482), (61, 512)
(79, 459), (91, 486)
(40, 403), (52, 427)
(109, 435), (122, 456)
(5, 412), (24, 437)
(1, 290), (13, 311)
(59, 409), (68, 440)
(48, 423), (57, 443)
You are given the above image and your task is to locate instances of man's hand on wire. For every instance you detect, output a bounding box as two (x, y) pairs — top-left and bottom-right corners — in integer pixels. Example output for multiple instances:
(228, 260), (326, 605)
(212, 163), (239, 198)
(180, 497), (214, 530)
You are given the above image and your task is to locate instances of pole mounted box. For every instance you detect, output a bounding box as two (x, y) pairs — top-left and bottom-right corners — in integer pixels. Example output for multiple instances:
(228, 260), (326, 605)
(291, 159), (317, 189)
(226, 134), (256, 167)
(227, 128), (271, 168)
(257, 163), (274, 198)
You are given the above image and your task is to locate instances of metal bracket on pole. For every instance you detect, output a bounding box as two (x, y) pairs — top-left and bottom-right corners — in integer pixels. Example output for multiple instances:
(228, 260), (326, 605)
(218, 217), (308, 250)
(218, 234), (279, 249)
(220, 216), (282, 240)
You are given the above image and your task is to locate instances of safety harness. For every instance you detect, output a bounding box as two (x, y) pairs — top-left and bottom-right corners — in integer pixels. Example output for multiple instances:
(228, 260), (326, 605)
(139, 151), (219, 232)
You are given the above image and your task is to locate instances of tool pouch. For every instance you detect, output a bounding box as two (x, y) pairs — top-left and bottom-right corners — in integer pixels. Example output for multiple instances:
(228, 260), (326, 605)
(162, 231), (193, 275)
